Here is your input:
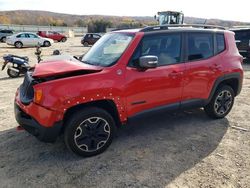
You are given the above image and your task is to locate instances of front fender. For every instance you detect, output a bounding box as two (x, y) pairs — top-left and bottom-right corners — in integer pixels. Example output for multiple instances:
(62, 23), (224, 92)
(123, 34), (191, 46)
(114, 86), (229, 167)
(33, 73), (127, 122)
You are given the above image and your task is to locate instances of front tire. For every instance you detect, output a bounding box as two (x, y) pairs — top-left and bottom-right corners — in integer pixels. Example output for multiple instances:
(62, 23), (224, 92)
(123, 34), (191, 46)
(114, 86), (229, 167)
(83, 42), (89, 47)
(64, 107), (116, 157)
(204, 85), (235, 119)
(7, 68), (20, 78)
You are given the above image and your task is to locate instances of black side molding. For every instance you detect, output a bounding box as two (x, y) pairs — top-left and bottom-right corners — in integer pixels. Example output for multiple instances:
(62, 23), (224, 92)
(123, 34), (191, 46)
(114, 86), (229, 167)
(128, 102), (180, 121)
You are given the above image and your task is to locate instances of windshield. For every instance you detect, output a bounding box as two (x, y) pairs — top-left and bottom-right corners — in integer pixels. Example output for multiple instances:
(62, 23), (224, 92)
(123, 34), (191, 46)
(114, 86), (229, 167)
(159, 14), (169, 25)
(82, 33), (134, 67)
(158, 13), (183, 25)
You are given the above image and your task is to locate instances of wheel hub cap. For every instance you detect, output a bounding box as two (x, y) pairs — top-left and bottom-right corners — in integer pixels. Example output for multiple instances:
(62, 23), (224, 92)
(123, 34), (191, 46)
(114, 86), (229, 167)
(214, 90), (233, 115)
(74, 117), (110, 152)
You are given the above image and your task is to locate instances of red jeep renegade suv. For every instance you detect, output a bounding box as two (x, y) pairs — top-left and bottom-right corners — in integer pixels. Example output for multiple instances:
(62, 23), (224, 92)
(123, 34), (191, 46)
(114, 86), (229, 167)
(14, 25), (243, 157)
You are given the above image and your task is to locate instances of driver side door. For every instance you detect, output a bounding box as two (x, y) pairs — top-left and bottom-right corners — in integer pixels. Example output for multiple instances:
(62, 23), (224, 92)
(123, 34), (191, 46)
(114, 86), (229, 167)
(125, 33), (186, 117)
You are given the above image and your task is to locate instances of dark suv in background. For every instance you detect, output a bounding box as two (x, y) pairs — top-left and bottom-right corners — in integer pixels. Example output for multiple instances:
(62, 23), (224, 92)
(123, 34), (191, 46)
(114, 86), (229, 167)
(231, 28), (250, 62)
(0, 29), (14, 42)
(81, 33), (101, 46)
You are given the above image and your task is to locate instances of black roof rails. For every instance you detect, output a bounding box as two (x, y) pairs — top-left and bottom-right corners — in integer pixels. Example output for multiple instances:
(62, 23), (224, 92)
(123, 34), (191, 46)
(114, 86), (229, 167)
(140, 24), (226, 32)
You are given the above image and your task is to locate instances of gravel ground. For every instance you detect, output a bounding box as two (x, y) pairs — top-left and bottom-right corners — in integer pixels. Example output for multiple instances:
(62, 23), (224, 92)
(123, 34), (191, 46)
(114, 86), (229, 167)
(0, 38), (250, 188)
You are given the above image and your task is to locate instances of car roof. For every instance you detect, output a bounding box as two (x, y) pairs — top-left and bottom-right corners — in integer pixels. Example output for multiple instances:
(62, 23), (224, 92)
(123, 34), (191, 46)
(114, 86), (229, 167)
(15, 32), (37, 35)
(230, 28), (250, 31)
(85, 33), (101, 35)
(113, 28), (141, 33)
(0, 29), (13, 31)
(112, 24), (227, 34)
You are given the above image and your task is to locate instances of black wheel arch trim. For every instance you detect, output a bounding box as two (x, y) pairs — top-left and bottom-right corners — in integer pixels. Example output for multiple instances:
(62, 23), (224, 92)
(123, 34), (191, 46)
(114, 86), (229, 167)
(205, 72), (242, 105)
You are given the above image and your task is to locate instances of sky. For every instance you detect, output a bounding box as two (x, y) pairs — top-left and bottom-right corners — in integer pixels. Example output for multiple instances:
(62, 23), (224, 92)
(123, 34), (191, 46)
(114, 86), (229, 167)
(0, 0), (249, 22)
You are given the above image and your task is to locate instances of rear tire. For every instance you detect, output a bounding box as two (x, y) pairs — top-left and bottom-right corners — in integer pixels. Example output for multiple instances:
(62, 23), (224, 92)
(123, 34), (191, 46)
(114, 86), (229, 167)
(7, 68), (20, 78)
(43, 41), (51, 47)
(64, 107), (116, 157)
(83, 42), (89, 47)
(61, 37), (67, 42)
(14, 41), (23, 48)
(1, 37), (6, 43)
(204, 85), (235, 119)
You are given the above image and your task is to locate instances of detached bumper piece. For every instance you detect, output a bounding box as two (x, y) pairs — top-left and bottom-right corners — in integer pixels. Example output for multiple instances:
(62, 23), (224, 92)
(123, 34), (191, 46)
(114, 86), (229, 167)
(14, 103), (62, 143)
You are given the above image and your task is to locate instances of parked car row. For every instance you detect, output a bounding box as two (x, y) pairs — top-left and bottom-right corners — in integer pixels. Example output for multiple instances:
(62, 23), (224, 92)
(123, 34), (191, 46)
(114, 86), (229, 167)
(0, 29), (67, 48)
(1, 29), (102, 48)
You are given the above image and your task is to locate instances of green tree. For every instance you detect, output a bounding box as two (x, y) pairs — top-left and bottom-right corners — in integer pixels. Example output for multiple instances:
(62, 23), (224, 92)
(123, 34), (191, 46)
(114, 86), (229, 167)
(87, 19), (112, 33)
(74, 19), (86, 27)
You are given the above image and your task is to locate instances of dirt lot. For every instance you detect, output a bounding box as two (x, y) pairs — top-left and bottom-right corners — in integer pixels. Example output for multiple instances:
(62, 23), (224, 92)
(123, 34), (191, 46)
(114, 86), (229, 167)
(0, 37), (250, 188)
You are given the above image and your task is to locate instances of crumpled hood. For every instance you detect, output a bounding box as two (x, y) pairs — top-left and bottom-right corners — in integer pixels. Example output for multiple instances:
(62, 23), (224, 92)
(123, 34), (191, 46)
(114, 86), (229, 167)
(32, 55), (103, 78)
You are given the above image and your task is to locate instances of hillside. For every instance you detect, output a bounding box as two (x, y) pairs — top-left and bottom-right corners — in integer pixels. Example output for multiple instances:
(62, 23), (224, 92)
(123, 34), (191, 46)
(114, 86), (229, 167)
(0, 10), (249, 28)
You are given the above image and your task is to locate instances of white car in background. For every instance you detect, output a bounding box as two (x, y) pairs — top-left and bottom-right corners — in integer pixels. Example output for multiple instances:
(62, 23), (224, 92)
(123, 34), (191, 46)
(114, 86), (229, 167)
(6, 32), (54, 48)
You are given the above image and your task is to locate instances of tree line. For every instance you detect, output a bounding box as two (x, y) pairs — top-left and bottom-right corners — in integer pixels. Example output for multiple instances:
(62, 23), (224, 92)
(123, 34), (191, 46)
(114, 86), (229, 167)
(0, 15), (150, 32)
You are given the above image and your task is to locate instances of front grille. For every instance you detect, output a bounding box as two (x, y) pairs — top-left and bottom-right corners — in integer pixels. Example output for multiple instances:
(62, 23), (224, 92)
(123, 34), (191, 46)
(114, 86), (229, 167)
(20, 72), (35, 105)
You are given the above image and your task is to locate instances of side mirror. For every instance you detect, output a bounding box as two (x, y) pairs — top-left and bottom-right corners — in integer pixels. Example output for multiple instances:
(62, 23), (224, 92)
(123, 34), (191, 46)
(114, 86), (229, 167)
(139, 56), (158, 69)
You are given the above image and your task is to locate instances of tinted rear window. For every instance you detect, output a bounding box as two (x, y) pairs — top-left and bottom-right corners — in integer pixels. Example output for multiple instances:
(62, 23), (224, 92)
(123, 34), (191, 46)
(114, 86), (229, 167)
(216, 34), (226, 54)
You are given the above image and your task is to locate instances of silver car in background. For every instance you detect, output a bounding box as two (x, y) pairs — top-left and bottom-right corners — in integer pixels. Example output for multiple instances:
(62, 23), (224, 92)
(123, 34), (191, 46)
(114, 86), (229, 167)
(0, 29), (14, 43)
(6, 32), (54, 48)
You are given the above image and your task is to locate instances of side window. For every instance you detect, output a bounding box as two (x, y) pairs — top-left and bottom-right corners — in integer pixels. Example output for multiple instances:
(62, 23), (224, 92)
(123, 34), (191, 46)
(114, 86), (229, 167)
(16, 34), (26, 38)
(216, 34), (226, 54)
(27, 34), (38, 38)
(187, 33), (213, 61)
(93, 34), (100, 39)
(129, 34), (181, 67)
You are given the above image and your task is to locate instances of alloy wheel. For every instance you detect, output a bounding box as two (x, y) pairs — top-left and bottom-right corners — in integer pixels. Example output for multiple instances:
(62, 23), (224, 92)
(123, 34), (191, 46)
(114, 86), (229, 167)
(214, 90), (233, 115)
(74, 117), (111, 152)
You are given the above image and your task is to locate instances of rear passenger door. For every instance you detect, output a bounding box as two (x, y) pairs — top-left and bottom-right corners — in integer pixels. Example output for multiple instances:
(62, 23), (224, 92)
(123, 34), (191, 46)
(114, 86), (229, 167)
(27, 34), (40, 46)
(182, 32), (225, 103)
(87, 34), (94, 44)
(125, 33), (186, 117)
